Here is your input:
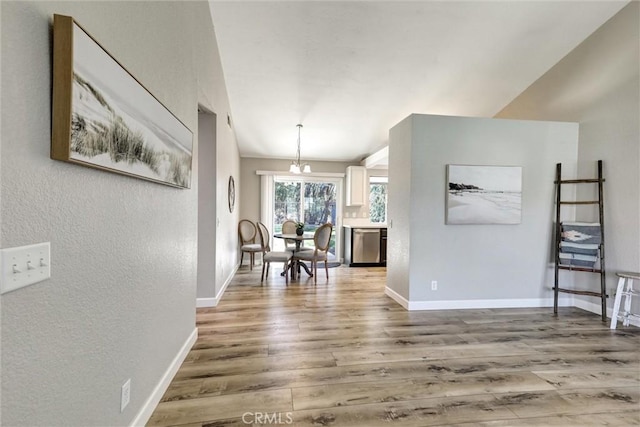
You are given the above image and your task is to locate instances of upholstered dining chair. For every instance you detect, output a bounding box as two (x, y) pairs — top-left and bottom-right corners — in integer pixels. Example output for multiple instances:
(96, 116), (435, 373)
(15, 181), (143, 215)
(282, 220), (312, 253)
(256, 222), (292, 284)
(281, 220), (298, 252)
(292, 223), (333, 284)
(238, 219), (261, 270)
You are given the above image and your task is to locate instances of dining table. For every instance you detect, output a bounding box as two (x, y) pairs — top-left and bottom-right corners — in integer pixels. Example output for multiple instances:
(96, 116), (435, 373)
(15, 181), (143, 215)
(273, 233), (315, 280)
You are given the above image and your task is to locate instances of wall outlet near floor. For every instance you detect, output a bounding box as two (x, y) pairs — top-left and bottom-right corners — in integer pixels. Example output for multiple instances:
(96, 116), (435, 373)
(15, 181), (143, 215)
(121, 379), (131, 412)
(431, 280), (438, 291)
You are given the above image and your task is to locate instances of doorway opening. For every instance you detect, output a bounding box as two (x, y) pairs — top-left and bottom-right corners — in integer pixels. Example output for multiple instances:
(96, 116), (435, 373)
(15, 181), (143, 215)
(196, 109), (217, 306)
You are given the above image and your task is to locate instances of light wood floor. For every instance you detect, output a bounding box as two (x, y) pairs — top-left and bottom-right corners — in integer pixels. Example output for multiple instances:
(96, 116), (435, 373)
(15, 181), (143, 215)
(148, 265), (640, 426)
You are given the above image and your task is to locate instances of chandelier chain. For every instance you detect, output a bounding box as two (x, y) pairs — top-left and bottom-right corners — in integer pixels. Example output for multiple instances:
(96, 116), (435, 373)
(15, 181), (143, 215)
(290, 123), (310, 174)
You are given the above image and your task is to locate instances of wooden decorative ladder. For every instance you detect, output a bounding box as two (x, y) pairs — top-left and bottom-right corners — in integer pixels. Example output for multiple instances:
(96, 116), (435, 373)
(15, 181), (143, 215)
(553, 160), (607, 321)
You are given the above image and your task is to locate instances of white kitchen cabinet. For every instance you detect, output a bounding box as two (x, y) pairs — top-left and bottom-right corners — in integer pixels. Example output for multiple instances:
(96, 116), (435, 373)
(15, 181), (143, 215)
(346, 166), (367, 206)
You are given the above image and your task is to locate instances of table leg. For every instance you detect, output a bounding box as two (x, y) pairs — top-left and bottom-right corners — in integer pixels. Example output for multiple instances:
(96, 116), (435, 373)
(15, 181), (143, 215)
(299, 262), (313, 277)
(294, 240), (314, 277)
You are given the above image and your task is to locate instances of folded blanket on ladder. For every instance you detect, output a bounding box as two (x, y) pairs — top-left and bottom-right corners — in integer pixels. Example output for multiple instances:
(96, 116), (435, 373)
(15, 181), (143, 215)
(559, 252), (598, 268)
(561, 222), (601, 245)
(559, 241), (599, 256)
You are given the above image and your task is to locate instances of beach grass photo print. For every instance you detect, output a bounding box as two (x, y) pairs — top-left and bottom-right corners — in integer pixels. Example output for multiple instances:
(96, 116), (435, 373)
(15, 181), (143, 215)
(446, 165), (522, 225)
(52, 14), (193, 188)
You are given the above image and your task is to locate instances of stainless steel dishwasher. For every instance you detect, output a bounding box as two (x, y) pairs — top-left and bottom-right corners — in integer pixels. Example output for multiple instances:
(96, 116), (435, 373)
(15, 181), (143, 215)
(352, 229), (381, 263)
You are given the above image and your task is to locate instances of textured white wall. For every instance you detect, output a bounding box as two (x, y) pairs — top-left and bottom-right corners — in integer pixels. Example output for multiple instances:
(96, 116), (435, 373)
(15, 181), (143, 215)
(497, 2), (639, 316)
(216, 121), (241, 295)
(388, 114), (578, 304)
(0, 2), (3, 424)
(386, 117), (413, 300)
(0, 1), (239, 425)
(196, 2), (241, 298)
(197, 6), (241, 296)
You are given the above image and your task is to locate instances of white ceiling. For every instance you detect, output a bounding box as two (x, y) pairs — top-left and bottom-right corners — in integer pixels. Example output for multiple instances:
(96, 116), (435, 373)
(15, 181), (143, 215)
(209, 1), (627, 163)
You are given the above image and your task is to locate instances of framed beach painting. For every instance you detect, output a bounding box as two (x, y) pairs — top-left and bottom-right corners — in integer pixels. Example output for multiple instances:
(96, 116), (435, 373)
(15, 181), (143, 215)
(446, 165), (522, 225)
(51, 14), (193, 188)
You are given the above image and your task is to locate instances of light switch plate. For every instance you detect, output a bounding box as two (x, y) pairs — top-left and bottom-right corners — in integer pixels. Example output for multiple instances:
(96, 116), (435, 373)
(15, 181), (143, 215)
(1, 242), (51, 294)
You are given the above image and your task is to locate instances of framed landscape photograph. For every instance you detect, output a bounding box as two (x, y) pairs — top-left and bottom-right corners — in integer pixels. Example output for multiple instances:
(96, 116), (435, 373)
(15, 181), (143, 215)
(51, 14), (193, 188)
(446, 165), (522, 225)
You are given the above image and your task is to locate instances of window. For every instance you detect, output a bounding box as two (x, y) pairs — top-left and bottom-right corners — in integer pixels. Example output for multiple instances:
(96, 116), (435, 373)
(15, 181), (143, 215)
(259, 172), (344, 260)
(369, 176), (388, 223)
(273, 177), (340, 255)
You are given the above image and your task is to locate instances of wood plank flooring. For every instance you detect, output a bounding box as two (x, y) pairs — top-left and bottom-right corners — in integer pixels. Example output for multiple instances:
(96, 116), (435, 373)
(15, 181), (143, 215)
(148, 266), (640, 426)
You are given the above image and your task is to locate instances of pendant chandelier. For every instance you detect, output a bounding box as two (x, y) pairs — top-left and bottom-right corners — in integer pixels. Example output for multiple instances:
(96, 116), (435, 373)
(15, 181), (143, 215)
(289, 124), (311, 174)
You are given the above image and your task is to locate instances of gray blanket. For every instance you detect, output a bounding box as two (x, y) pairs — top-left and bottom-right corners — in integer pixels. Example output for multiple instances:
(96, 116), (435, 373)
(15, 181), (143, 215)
(559, 241), (599, 256)
(559, 252), (598, 268)
(561, 222), (601, 245)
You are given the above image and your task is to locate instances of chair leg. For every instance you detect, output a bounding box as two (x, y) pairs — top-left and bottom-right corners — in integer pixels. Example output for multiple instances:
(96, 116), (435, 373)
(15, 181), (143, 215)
(325, 259), (329, 280)
(261, 262), (266, 283)
(250, 253), (254, 270)
(623, 279), (634, 327)
(283, 262), (289, 285)
(313, 261), (317, 285)
(611, 276), (626, 329)
(240, 251), (245, 267)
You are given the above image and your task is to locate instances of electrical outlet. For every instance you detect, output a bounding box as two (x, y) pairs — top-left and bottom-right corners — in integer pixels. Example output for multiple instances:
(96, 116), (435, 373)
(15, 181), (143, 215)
(431, 280), (437, 291)
(121, 379), (131, 412)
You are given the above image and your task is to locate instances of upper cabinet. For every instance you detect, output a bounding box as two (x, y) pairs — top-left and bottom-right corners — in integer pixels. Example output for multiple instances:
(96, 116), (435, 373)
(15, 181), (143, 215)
(346, 166), (367, 206)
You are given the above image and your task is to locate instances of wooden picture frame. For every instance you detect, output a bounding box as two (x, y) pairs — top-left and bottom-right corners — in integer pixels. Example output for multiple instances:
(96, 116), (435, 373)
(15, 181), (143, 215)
(52, 14), (193, 188)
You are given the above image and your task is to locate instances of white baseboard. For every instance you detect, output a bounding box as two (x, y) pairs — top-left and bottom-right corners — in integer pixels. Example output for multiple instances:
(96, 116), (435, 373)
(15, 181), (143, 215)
(196, 297), (217, 308)
(572, 297), (604, 316)
(196, 263), (239, 308)
(385, 286), (640, 327)
(385, 286), (573, 311)
(406, 297), (574, 311)
(131, 328), (198, 427)
(384, 286), (410, 309)
(573, 297), (640, 328)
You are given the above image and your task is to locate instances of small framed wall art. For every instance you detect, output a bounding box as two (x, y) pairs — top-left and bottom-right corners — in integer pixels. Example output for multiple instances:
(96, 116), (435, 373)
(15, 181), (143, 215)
(228, 176), (235, 213)
(51, 14), (193, 188)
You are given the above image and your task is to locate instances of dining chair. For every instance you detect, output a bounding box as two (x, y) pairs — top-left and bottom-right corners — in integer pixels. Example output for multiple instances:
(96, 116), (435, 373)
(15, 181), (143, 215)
(256, 222), (292, 284)
(281, 220), (298, 252)
(292, 223), (333, 284)
(238, 219), (261, 270)
(282, 220), (312, 253)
